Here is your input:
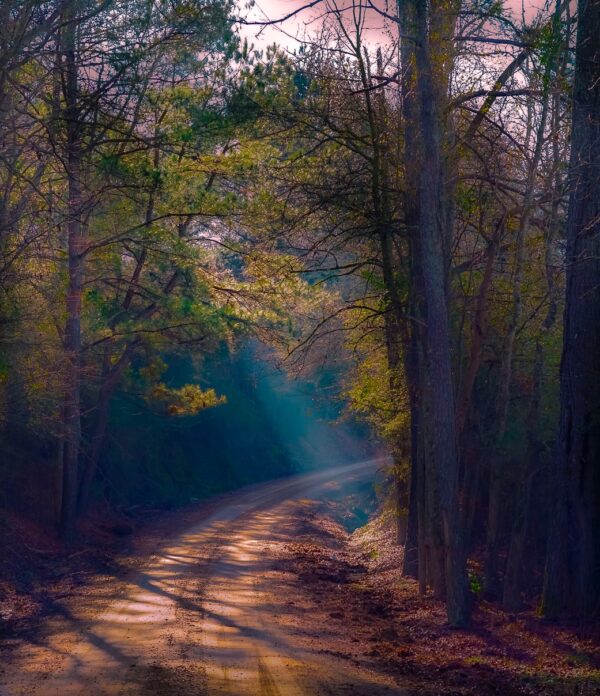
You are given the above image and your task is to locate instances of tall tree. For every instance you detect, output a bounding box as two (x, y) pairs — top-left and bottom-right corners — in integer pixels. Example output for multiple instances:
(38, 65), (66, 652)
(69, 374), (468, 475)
(543, 0), (600, 619)
(49, 0), (236, 539)
(411, 0), (469, 627)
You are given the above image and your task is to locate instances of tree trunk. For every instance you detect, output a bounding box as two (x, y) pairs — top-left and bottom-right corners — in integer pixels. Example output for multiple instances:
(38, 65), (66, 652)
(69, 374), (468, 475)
(456, 232), (499, 435)
(77, 344), (134, 515)
(457, 232), (498, 556)
(397, 0), (423, 581)
(402, 337), (421, 577)
(502, 341), (543, 611)
(543, 0), (600, 619)
(60, 0), (83, 543)
(414, 0), (469, 626)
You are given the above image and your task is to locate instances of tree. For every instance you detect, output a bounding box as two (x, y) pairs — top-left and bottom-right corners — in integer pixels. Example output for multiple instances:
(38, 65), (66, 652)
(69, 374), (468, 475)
(543, 0), (600, 619)
(50, 0), (237, 539)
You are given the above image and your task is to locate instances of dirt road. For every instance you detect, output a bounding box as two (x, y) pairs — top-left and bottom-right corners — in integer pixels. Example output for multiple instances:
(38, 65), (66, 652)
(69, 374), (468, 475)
(0, 460), (407, 696)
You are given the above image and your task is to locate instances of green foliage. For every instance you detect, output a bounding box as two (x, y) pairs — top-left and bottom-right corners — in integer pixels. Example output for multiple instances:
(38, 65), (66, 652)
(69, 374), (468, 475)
(150, 382), (226, 416)
(468, 570), (484, 596)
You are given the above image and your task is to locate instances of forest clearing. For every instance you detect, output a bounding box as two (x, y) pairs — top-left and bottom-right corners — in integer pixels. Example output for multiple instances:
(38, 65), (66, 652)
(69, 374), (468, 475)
(1, 0), (599, 694)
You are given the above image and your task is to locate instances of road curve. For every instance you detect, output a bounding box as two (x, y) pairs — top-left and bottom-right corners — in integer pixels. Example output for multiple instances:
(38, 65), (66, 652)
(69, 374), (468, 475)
(0, 459), (405, 696)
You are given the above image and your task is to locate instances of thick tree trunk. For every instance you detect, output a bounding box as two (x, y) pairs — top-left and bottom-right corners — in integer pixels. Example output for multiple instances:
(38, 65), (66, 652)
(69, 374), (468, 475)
(413, 0), (469, 626)
(543, 0), (600, 619)
(397, 0), (423, 581)
(397, 3), (468, 619)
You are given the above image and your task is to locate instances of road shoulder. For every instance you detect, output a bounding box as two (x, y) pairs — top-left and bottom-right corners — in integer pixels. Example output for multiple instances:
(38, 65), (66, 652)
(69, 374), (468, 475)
(277, 500), (600, 696)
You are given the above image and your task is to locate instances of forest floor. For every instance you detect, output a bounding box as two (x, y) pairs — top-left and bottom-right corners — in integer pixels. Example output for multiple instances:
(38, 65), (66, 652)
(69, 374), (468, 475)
(1, 461), (599, 696)
(285, 501), (600, 695)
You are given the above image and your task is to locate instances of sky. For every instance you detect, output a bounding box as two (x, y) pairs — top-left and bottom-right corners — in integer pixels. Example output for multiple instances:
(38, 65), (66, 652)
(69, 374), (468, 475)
(240, 1), (551, 50)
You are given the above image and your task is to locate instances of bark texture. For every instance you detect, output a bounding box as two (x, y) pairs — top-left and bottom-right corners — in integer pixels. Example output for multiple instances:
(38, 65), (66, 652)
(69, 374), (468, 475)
(543, 0), (600, 619)
(413, 0), (469, 626)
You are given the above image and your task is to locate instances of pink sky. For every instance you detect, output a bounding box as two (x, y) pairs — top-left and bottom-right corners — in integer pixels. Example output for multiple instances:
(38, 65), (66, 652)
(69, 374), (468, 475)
(242, 1), (552, 49)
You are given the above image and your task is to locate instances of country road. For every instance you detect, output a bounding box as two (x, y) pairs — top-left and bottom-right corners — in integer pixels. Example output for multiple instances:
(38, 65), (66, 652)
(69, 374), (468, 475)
(0, 460), (407, 696)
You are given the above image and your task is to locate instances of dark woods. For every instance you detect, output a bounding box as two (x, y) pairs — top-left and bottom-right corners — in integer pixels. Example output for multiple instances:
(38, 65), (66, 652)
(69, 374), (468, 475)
(0, 0), (599, 628)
